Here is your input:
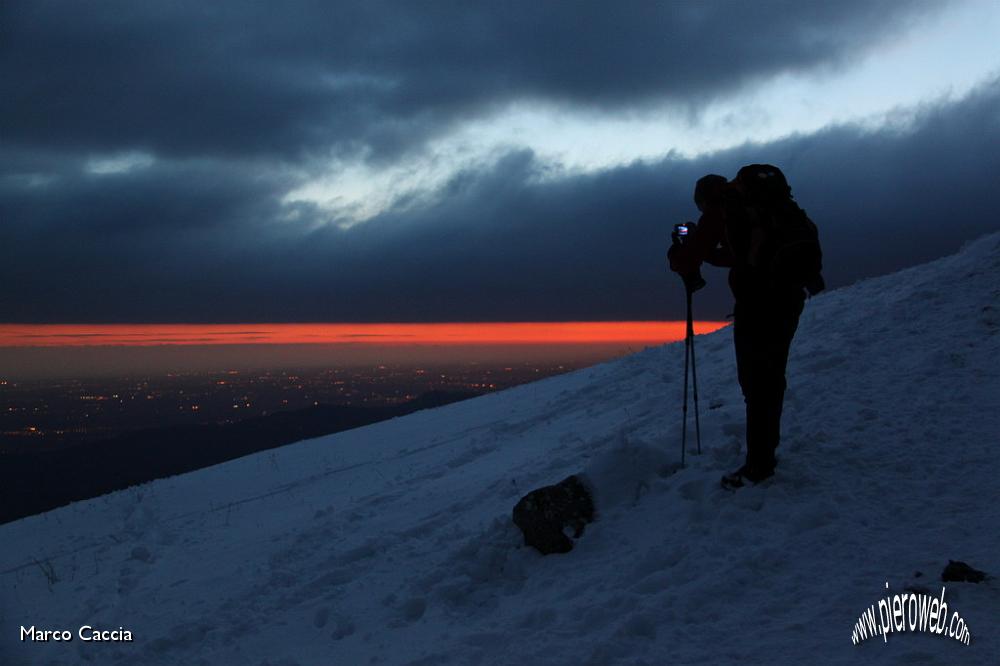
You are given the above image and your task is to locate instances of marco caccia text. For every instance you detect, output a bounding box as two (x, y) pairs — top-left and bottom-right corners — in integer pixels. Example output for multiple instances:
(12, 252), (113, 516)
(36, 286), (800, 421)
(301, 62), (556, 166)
(21, 625), (134, 642)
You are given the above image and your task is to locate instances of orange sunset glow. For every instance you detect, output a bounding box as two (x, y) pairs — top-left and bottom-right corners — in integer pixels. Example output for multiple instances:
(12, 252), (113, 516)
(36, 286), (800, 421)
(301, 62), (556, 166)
(0, 322), (728, 347)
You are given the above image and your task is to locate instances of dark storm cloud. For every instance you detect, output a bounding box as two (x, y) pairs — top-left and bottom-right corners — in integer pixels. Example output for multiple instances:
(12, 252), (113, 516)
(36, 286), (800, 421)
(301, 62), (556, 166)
(3, 76), (998, 323)
(0, 0), (990, 323)
(0, 155), (293, 318)
(260, 77), (1000, 322)
(2, 0), (938, 162)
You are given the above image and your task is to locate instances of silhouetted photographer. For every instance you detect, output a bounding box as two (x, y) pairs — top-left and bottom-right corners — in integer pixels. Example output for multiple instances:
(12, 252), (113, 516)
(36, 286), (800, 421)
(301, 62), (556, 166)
(668, 165), (824, 489)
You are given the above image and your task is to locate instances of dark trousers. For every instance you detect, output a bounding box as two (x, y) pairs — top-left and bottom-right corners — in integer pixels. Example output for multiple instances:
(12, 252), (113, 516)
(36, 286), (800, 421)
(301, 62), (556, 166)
(733, 293), (804, 472)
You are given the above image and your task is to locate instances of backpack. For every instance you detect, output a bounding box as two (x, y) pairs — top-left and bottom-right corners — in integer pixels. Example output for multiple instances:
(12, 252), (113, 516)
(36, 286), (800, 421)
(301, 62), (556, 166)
(732, 164), (825, 296)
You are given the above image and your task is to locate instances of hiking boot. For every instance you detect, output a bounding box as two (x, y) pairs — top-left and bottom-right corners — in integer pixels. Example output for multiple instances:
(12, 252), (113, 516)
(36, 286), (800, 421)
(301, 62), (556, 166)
(720, 463), (774, 490)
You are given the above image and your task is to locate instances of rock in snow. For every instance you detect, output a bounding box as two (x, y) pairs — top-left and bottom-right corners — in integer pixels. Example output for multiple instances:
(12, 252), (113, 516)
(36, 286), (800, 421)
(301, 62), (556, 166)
(941, 560), (988, 584)
(2, 233), (1000, 664)
(512, 475), (595, 554)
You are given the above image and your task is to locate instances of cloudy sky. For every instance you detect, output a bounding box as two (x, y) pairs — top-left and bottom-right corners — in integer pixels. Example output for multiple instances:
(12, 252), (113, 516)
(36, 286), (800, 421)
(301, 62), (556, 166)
(2, 0), (999, 323)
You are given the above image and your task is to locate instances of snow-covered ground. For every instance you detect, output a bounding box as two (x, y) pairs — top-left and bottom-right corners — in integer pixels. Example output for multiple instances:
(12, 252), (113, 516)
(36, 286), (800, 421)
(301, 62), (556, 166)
(3, 233), (999, 665)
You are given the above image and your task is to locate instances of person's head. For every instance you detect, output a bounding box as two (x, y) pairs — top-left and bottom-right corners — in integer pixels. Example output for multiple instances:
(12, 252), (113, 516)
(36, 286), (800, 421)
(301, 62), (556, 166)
(693, 174), (728, 212)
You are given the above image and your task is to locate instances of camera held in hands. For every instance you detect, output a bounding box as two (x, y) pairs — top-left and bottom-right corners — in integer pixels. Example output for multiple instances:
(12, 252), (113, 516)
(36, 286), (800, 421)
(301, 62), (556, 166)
(672, 222), (692, 243)
(671, 223), (707, 293)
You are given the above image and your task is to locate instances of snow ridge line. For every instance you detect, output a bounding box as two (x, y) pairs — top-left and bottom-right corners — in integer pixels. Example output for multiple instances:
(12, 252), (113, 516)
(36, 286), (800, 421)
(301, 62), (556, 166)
(0, 420), (503, 576)
(0, 460), (377, 576)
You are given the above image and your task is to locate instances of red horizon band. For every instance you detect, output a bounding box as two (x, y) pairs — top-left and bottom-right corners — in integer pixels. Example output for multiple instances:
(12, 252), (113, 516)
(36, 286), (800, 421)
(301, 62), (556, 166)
(0, 322), (729, 348)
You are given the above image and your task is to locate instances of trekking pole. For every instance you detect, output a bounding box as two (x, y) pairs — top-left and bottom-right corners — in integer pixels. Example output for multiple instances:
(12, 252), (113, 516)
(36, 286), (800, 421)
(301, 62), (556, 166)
(681, 298), (690, 467)
(671, 220), (705, 465)
(686, 289), (702, 455)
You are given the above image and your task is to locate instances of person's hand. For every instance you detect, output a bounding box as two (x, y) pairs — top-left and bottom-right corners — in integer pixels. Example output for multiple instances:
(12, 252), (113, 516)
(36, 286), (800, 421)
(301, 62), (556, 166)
(668, 222), (697, 273)
(667, 243), (680, 272)
(668, 243), (695, 274)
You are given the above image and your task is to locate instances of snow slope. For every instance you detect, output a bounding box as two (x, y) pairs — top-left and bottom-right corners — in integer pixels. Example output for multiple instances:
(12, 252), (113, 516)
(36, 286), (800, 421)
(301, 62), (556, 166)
(3, 233), (999, 666)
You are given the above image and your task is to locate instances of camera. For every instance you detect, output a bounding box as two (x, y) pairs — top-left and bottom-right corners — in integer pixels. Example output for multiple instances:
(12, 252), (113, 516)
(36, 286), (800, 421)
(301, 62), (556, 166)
(671, 223), (706, 293)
